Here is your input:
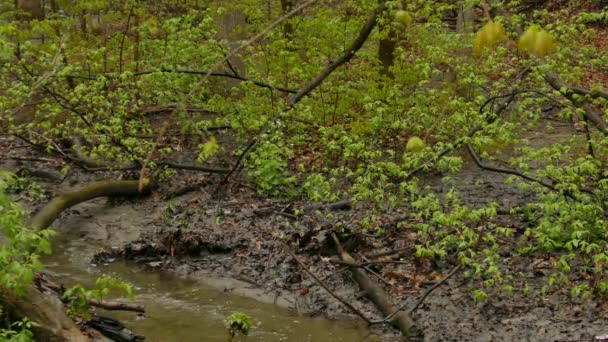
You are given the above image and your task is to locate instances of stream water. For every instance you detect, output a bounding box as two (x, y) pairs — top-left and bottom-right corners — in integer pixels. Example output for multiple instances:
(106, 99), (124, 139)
(43, 236), (382, 342)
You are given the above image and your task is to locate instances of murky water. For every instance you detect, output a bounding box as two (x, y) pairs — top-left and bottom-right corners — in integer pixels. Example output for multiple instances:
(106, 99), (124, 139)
(44, 237), (383, 342)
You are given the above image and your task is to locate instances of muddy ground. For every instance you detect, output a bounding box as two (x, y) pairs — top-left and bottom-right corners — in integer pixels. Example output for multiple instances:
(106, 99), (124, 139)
(2, 130), (608, 341)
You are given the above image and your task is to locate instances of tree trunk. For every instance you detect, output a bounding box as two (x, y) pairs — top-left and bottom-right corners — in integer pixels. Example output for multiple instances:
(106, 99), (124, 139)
(16, 0), (44, 21)
(1, 287), (87, 341)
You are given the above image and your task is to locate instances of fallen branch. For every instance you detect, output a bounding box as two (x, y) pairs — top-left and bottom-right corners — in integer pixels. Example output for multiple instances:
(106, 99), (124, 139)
(281, 242), (372, 324)
(30, 179), (151, 231)
(545, 72), (608, 135)
(467, 143), (603, 206)
(545, 72), (608, 101)
(38, 275), (145, 314)
(88, 299), (145, 313)
(370, 264), (461, 325)
(331, 233), (414, 336)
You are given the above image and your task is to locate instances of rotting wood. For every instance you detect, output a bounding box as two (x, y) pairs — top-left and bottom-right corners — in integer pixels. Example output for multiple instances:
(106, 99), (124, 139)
(331, 233), (415, 336)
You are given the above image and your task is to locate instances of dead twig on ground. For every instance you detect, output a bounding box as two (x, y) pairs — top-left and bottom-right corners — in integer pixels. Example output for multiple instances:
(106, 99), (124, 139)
(281, 241), (372, 324)
(331, 233), (414, 335)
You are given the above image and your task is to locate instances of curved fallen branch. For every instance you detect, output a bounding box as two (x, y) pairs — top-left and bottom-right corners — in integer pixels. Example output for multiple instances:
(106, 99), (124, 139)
(1, 179), (152, 340)
(30, 179), (151, 231)
(331, 233), (415, 336)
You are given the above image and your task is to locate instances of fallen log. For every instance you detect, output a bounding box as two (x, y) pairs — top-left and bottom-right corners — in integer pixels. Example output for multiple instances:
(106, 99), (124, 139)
(88, 299), (145, 314)
(29, 179), (150, 231)
(1, 179), (151, 341)
(37, 274), (145, 314)
(331, 233), (415, 336)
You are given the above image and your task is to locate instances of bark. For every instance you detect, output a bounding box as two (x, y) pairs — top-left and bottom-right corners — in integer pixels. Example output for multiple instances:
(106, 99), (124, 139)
(280, 0), (295, 39)
(1, 180), (151, 341)
(29, 179), (149, 231)
(545, 72), (608, 134)
(332, 234), (415, 336)
(16, 0), (44, 21)
(378, 28), (397, 76)
(455, 2), (475, 33)
(0, 288), (87, 341)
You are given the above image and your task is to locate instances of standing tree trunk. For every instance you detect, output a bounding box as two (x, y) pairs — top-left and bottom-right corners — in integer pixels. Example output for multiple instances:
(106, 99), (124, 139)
(16, 0), (44, 21)
(280, 0), (295, 39)
(378, 28), (397, 77)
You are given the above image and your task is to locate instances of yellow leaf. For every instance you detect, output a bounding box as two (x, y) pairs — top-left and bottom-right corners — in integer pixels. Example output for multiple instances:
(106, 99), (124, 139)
(473, 22), (506, 56)
(394, 10), (413, 27)
(406, 136), (425, 152)
(518, 25), (556, 57)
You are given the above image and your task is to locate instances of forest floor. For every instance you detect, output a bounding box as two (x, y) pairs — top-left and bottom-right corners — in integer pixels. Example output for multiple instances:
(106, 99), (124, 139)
(2, 119), (608, 341)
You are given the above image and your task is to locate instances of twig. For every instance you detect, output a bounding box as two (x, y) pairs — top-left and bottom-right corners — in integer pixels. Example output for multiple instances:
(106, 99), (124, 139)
(119, 7), (134, 74)
(466, 143), (602, 205)
(330, 259), (410, 267)
(281, 242), (372, 323)
(55, 70), (297, 94)
(466, 144), (558, 192)
(407, 264), (461, 314)
(221, 1), (386, 187)
(159, 162), (230, 173)
(283, 266), (350, 291)
(370, 264), (461, 325)
(331, 233), (414, 334)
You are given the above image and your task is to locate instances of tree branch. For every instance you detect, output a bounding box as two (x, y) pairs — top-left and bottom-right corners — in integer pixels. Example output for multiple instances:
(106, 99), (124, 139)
(221, 1), (386, 186)
(281, 242), (372, 324)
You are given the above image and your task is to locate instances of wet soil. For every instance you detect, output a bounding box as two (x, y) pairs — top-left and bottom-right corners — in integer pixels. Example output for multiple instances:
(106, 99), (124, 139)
(2, 123), (608, 341)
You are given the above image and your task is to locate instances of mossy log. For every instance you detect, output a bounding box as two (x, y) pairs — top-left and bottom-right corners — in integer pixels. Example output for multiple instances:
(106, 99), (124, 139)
(2, 179), (150, 341)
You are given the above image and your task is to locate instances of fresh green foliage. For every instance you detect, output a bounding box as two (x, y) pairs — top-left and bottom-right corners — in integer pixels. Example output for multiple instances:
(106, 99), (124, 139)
(0, 172), (54, 339)
(225, 312), (252, 342)
(63, 277), (134, 320)
(0, 0), (607, 305)
(0, 317), (36, 342)
(0, 172), (53, 296)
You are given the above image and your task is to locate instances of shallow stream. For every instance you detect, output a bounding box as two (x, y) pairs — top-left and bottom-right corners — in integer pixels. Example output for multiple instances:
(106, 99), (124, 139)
(44, 236), (381, 342)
